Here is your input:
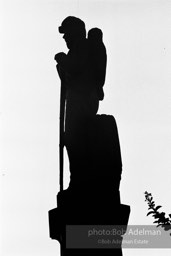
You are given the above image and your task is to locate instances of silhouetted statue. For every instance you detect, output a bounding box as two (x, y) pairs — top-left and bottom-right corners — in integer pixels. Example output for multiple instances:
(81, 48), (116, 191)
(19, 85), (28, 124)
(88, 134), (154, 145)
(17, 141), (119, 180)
(55, 17), (104, 188)
(49, 16), (130, 256)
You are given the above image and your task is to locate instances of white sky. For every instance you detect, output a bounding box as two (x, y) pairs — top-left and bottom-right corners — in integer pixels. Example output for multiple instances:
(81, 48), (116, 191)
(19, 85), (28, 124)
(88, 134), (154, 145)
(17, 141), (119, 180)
(1, 0), (171, 255)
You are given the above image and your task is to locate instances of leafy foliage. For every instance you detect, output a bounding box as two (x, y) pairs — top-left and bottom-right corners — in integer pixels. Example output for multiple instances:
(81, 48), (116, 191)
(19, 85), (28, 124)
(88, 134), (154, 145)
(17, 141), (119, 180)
(144, 191), (171, 235)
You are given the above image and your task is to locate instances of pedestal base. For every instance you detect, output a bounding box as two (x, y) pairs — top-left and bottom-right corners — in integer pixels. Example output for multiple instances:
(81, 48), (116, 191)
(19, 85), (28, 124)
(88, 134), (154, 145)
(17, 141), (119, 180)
(48, 189), (130, 256)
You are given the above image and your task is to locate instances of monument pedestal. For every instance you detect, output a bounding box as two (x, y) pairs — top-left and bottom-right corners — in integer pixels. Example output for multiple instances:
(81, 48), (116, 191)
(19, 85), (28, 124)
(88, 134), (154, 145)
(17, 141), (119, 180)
(48, 188), (130, 256)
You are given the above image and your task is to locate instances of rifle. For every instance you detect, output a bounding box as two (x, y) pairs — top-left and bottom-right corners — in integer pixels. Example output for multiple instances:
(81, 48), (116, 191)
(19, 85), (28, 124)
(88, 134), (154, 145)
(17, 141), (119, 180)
(57, 64), (66, 192)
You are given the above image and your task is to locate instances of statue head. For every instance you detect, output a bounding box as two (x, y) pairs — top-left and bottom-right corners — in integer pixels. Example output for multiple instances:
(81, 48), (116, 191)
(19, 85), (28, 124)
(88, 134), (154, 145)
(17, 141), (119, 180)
(88, 28), (103, 42)
(59, 16), (86, 49)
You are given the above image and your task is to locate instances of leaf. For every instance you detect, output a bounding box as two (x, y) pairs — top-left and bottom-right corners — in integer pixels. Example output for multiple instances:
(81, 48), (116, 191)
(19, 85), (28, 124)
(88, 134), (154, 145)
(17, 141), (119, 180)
(153, 213), (160, 218)
(155, 206), (162, 211)
(147, 211), (155, 216)
(160, 212), (166, 217)
(163, 225), (171, 231)
(153, 215), (159, 219)
(153, 220), (160, 224)
(165, 218), (170, 222)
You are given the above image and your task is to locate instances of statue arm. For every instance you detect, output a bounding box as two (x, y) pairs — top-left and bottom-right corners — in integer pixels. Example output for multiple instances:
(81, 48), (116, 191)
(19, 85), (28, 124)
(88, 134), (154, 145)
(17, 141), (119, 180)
(56, 42), (89, 75)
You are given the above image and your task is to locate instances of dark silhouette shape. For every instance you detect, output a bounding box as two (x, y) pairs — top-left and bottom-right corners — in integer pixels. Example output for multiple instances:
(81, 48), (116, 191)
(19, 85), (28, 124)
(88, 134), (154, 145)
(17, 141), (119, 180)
(49, 16), (130, 256)
(88, 28), (107, 101)
(145, 191), (171, 235)
(55, 17), (101, 187)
